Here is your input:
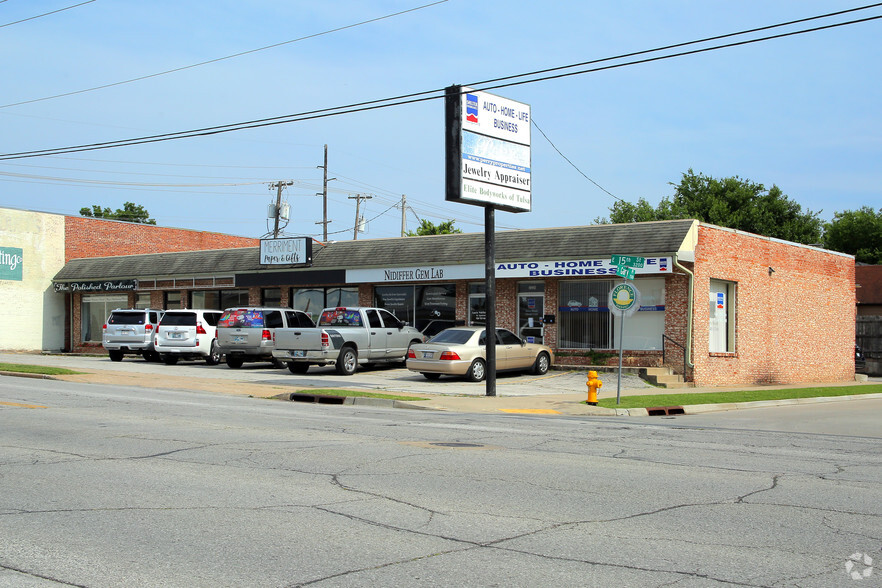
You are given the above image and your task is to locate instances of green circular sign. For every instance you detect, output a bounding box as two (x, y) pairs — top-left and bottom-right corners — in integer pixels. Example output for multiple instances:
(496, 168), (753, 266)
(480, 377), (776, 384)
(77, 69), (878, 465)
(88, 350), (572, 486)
(609, 283), (640, 317)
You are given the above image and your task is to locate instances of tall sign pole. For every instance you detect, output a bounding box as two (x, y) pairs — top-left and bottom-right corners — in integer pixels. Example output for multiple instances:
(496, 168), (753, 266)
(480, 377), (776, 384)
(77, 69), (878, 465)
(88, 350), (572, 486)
(445, 85), (531, 397)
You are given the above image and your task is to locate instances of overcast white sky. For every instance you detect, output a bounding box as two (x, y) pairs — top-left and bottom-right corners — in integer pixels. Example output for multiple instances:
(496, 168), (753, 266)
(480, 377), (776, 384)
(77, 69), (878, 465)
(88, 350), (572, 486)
(1, 1), (880, 241)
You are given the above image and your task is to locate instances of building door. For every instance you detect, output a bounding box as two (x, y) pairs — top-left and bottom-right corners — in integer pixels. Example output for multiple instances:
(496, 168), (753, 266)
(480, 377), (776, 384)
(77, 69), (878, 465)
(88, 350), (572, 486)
(517, 282), (545, 344)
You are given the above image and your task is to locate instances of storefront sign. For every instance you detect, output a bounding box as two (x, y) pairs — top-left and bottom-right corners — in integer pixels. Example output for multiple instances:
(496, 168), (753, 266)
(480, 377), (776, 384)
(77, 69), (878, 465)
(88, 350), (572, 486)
(54, 280), (139, 293)
(497, 257), (671, 278)
(0, 247), (23, 281)
(347, 257), (672, 283)
(259, 237), (312, 266)
(446, 85), (532, 213)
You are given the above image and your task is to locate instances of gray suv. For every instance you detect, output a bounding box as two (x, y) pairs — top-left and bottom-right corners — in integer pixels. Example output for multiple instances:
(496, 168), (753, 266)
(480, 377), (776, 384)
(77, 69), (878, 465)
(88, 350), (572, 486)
(102, 308), (165, 362)
(216, 307), (314, 368)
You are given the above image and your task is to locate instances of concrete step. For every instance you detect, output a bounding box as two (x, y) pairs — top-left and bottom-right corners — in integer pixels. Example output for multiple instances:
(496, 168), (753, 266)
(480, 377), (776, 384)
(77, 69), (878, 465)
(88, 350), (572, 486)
(639, 366), (691, 388)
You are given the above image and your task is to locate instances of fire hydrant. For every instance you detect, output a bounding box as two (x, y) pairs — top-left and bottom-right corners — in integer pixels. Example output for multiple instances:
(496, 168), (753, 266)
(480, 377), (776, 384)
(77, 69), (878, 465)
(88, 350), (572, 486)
(587, 370), (603, 405)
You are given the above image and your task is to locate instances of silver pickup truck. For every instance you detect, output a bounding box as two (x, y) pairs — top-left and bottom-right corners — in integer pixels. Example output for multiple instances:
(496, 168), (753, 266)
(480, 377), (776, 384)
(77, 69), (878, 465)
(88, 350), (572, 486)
(272, 306), (425, 375)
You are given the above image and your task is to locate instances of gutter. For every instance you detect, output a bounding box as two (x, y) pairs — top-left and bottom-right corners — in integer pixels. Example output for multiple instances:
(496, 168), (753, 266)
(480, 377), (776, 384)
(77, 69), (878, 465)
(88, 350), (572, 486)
(673, 253), (695, 369)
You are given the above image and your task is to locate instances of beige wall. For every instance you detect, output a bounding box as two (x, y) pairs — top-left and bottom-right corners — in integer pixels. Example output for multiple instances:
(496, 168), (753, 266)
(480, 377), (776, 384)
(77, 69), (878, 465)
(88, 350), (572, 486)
(0, 208), (66, 351)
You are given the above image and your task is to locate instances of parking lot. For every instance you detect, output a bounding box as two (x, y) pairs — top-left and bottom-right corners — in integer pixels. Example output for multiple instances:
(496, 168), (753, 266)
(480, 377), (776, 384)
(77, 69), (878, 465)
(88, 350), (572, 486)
(0, 352), (655, 398)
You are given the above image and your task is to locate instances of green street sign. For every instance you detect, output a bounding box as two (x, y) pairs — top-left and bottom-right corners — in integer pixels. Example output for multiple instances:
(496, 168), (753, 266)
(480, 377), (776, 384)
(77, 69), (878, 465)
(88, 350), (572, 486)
(616, 265), (636, 280)
(611, 254), (645, 268)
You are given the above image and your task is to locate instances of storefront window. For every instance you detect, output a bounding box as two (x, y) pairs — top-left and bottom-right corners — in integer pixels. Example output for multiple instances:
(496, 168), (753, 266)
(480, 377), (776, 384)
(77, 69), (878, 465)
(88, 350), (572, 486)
(709, 279), (735, 353)
(192, 289), (248, 310)
(517, 282), (545, 344)
(81, 294), (127, 343)
(375, 284), (456, 335)
(290, 287), (358, 323)
(468, 283), (486, 326)
(262, 288), (281, 307)
(558, 280), (612, 349)
(164, 291), (184, 309)
(134, 293), (150, 309)
(558, 279), (666, 350)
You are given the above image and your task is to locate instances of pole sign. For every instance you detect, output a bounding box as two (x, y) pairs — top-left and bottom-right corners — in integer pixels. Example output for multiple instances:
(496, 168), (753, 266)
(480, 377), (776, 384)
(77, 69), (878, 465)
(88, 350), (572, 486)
(445, 85), (532, 213)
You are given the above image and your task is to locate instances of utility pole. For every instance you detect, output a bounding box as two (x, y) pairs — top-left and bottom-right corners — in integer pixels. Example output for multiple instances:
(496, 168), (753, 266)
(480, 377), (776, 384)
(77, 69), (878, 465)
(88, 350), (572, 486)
(315, 144), (335, 241)
(400, 194), (407, 237)
(269, 180), (293, 238)
(348, 194), (372, 240)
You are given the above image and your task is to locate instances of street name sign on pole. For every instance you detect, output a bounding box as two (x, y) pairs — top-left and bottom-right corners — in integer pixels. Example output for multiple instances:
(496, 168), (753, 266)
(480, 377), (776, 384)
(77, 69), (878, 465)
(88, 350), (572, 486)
(608, 282), (641, 404)
(612, 254), (645, 281)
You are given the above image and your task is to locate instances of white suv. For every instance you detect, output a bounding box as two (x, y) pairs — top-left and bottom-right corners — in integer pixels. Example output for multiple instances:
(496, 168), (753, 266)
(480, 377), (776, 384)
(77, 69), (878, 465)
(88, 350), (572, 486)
(154, 309), (224, 365)
(103, 308), (165, 362)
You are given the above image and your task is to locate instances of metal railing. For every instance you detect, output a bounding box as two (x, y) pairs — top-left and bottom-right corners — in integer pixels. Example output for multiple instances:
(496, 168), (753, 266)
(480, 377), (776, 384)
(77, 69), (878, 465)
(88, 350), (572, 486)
(662, 334), (689, 381)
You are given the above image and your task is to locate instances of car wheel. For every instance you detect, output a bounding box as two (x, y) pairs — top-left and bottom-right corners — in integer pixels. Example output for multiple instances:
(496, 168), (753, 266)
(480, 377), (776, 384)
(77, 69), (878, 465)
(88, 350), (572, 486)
(108, 350), (124, 362)
(163, 355), (179, 365)
(145, 351), (161, 362)
(205, 341), (221, 366)
(532, 352), (550, 375)
(335, 346), (358, 376)
(422, 372), (441, 380)
(466, 358), (486, 382)
(271, 358), (286, 369)
(225, 356), (244, 369)
(287, 362), (309, 374)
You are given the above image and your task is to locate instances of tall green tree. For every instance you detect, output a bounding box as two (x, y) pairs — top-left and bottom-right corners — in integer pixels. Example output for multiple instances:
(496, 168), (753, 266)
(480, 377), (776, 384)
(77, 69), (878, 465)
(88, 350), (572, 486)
(823, 206), (882, 264)
(406, 219), (462, 236)
(596, 170), (823, 245)
(80, 202), (156, 224)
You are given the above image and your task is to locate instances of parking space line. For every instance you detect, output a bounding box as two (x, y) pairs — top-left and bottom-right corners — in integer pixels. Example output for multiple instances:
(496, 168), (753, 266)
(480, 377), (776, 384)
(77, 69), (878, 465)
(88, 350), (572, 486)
(0, 401), (48, 409)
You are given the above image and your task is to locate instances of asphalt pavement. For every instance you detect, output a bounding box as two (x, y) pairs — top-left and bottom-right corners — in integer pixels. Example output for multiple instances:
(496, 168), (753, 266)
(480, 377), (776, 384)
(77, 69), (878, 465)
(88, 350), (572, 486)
(1, 351), (879, 416)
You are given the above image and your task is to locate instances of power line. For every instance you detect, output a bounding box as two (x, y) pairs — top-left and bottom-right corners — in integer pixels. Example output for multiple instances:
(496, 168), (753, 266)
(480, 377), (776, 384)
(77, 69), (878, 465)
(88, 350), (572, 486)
(0, 0), (96, 29)
(0, 0), (448, 109)
(2, 7), (881, 160)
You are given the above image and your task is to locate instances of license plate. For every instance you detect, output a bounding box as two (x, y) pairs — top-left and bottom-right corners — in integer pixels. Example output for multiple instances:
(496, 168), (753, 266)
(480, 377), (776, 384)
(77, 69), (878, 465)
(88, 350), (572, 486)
(422, 351), (433, 359)
(232, 335), (246, 343)
(121, 328), (134, 335)
(169, 332), (183, 340)
(292, 350), (306, 357)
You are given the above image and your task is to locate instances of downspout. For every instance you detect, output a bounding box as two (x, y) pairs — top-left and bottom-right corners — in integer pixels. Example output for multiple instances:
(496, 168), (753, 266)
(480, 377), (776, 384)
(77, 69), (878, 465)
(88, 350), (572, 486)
(673, 253), (695, 369)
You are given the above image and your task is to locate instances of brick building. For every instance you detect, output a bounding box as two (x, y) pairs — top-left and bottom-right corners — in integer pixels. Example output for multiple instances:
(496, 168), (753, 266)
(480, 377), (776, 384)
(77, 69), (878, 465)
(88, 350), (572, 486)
(0, 206), (257, 351)
(47, 218), (858, 387)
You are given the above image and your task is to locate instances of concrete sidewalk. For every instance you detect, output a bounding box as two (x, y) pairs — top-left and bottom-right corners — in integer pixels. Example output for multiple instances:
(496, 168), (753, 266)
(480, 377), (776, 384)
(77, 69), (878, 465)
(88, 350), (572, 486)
(0, 351), (878, 417)
(10, 366), (879, 417)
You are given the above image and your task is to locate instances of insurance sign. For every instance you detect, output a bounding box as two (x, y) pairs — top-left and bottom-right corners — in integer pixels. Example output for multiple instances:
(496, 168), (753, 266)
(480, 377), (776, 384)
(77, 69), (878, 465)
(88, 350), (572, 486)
(445, 85), (532, 213)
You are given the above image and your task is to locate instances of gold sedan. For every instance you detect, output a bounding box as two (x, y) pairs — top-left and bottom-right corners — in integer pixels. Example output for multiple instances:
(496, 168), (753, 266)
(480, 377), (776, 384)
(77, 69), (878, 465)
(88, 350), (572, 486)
(406, 326), (553, 382)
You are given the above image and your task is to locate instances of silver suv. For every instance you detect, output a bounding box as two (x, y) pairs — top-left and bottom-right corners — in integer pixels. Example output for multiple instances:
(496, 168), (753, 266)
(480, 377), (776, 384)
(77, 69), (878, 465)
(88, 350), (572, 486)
(102, 308), (165, 362)
(217, 307), (314, 368)
(154, 309), (224, 365)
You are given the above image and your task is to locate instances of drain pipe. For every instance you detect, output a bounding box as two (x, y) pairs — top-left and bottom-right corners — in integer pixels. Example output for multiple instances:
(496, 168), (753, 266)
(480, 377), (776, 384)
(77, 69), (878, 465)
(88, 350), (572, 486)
(673, 253), (695, 370)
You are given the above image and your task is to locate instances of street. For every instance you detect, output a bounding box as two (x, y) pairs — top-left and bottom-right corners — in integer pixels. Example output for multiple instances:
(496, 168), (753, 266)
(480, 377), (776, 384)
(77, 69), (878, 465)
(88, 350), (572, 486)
(1, 374), (880, 587)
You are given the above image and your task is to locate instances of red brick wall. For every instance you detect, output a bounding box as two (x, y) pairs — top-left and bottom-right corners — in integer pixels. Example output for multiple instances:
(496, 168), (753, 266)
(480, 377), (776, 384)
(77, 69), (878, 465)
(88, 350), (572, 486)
(64, 216), (258, 262)
(692, 225), (855, 386)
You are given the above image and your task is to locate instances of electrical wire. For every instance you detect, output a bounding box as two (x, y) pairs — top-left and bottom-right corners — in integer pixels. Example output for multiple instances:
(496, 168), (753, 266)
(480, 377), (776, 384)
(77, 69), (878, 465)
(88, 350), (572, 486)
(0, 0), (96, 29)
(1, 7), (879, 161)
(0, 0), (448, 109)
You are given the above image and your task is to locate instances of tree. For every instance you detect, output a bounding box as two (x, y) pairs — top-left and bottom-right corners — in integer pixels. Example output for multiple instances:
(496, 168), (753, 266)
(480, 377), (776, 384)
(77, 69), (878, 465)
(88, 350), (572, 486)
(406, 219), (462, 236)
(596, 170), (823, 245)
(80, 202), (156, 224)
(823, 207), (882, 264)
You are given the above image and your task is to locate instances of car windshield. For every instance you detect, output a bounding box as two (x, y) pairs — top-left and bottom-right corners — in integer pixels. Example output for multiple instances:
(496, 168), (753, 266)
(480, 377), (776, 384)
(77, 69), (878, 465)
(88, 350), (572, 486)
(161, 312), (197, 326)
(108, 312), (146, 325)
(218, 309), (264, 328)
(428, 329), (475, 345)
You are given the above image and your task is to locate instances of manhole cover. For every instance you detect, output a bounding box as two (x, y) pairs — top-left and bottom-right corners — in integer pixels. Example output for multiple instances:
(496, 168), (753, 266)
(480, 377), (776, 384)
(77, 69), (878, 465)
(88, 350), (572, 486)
(429, 442), (484, 448)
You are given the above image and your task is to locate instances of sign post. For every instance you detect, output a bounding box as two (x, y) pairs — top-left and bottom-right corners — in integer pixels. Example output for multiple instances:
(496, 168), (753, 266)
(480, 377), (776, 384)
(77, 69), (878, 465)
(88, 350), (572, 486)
(446, 85), (532, 397)
(608, 282), (641, 404)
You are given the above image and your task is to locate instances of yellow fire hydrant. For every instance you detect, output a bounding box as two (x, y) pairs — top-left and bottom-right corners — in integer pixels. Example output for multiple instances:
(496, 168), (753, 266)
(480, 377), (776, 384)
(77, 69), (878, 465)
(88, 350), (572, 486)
(587, 370), (603, 405)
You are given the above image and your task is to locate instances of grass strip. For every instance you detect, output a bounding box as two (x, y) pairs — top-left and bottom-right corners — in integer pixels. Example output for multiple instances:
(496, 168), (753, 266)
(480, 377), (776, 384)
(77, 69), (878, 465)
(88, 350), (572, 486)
(294, 389), (428, 402)
(0, 362), (84, 376)
(597, 384), (882, 409)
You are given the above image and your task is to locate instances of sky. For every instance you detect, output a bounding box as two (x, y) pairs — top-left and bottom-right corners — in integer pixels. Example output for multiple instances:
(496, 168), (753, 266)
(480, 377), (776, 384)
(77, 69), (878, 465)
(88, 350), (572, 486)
(1, 1), (880, 242)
